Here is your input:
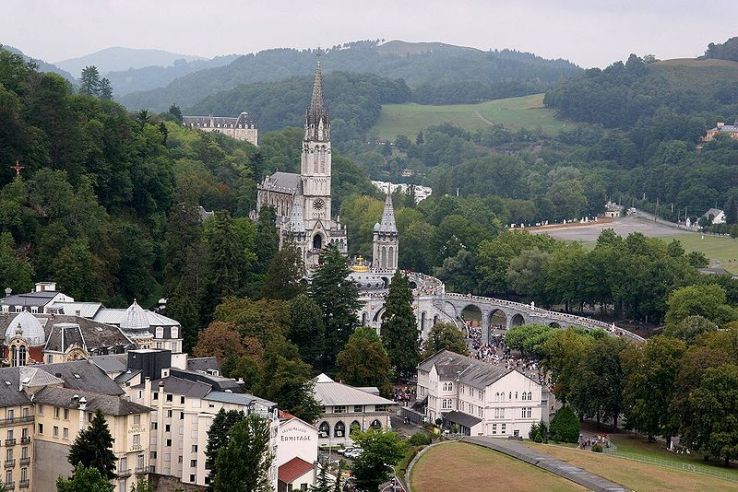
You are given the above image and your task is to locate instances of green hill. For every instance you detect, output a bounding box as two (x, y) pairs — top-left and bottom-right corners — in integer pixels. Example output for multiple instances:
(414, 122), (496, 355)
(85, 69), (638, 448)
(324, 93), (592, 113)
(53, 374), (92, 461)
(372, 93), (568, 140)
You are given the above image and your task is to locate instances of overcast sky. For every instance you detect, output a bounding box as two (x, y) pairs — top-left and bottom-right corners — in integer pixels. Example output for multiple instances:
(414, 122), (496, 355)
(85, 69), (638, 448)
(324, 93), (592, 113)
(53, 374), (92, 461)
(3, 0), (735, 68)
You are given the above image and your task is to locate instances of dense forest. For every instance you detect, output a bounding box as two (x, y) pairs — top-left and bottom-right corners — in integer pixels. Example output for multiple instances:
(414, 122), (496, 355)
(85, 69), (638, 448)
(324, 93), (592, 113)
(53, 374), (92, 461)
(120, 40), (580, 111)
(703, 36), (738, 62)
(187, 72), (412, 143)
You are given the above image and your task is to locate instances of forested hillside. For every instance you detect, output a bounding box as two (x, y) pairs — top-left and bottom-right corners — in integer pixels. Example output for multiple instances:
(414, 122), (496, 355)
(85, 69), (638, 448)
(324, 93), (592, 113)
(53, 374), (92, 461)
(0, 48), (373, 343)
(2, 44), (76, 83)
(120, 40), (580, 111)
(703, 36), (738, 62)
(187, 72), (412, 143)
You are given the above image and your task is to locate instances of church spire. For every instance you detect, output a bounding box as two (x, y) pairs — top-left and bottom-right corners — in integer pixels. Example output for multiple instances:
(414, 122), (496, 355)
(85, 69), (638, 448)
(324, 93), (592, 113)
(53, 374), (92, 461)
(305, 61), (329, 141)
(288, 180), (306, 233)
(378, 189), (397, 233)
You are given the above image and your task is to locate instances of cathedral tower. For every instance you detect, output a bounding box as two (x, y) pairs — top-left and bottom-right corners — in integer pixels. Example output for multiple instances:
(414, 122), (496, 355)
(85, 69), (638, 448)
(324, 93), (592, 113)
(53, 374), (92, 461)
(372, 191), (399, 270)
(301, 62), (332, 223)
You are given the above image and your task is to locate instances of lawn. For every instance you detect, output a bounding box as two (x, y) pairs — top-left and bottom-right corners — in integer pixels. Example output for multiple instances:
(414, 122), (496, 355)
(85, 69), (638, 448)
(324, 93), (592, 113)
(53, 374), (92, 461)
(372, 93), (568, 141)
(526, 440), (738, 492)
(410, 442), (583, 492)
(660, 233), (738, 275)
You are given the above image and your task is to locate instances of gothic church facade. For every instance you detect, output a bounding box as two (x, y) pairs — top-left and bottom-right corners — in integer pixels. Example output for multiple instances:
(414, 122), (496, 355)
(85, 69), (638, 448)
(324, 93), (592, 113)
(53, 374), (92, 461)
(255, 63), (397, 270)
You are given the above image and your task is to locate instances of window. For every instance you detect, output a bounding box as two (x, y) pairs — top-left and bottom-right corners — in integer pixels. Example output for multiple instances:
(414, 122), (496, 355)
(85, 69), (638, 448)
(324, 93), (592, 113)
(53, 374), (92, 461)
(6, 449), (12, 461)
(53, 426), (59, 437)
(167, 410), (173, 418)
(119, 457), (128, 472)
(180, 412), (184, 420)
(171, 327), (179, 338)
(165, 424), (171, 432)
(190, 475), (195, 483)
(166, 394), (173, 402)
(138, 391), (143, 399)
(515, 392), (518, 400)
(460, 385), (465, 394)
(153, 393), (158, 401)
(180, 396), (185, 404)
(6, 409), (13, 420)
(21, 447), (28, 459)
(190, 460), (197, 467)
(353, 405), (362, 413)
(522, 392), (527, 401)
(54, 407), (60, 419)
(37, 424), (43, 434)
(63, 408), (69, 420)
(491, 424), (497, 435)
(20, 467), (27, 481)
(333, 406), (346, 414)
(133, 434), (140, 447)
(528, 391), (533, 401)
(5, 470), (12, 486)
(133, 415), (141, 426)
(151, 422), (158, 430)
(192, 445), (198, 453)
(501, 424), (507, 434)
(137, 455), (144, 469)
(63, 428), (69, 439)
(166, 439), (172, 447)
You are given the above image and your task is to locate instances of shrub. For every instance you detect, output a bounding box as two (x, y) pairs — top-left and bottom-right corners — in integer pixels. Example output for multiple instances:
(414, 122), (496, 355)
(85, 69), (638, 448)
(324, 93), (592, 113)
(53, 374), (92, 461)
(407, 431), (432, 446)
(549, 407), (580, 443)
(529, 421), (548, 443)
(592, 443), (603, 453)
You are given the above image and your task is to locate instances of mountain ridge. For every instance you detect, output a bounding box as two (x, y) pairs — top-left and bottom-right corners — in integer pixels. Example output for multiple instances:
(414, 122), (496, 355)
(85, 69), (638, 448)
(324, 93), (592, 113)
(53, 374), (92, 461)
(55, 46), (206, 76)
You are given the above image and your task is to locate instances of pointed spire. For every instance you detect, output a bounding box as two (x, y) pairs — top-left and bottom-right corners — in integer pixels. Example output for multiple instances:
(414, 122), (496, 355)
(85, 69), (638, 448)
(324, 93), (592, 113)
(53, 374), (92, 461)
(378, 189), (397, 233)
(305, 60), (329, 141)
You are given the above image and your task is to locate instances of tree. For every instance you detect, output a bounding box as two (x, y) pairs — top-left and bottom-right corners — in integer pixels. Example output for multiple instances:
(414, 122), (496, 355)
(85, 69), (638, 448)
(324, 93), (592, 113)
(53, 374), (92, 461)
(52, 239), (103, 301)
(193, 321), (246, 364)
(337, 327), (392, 395)
(548, 406), (580, 443)
(683, 364), (738, 465)
(130, 479), (154, 492)
(621, 336), (686, 445)
(98, 78), (113, 100)
(540, 328), (593, 403)
(68, 409), (117, 479)
(310, 464), (331, 492)
(421, 322), (468, 358)
(169, 103), (183, 123)
(287, 294), (325, 367)
(79, 66), (100, 96)
(504, 324), (553, 358)
(205, 409), (246, 490)
(381, 270), (419, 378)
(202, 211), (247, 317)
(213, 415), (274, 492)
(0, 232), (33, 293)
(665, 284), (737, 328)
(56, 465), (114, 492)
(261, 243), (305, 300)
(311, 244), (362, 370)
(350, 429), (406, 492)
(254, 206), (279, 274)
(663, 315), (719, 345)
(725, 196), (738, 225)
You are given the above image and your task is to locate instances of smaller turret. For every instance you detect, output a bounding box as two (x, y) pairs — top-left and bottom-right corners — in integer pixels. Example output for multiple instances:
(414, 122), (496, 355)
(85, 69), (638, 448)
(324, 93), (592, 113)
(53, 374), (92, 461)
(372, 190), (399, 270)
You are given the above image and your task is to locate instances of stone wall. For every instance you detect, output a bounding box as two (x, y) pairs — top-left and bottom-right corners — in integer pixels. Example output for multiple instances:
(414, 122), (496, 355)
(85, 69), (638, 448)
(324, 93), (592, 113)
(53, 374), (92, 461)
(150, 473), (206, 492)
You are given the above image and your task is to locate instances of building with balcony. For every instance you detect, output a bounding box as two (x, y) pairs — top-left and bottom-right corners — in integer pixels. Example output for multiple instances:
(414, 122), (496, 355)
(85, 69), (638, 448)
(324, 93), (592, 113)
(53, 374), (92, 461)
(312, 374), (395, 447)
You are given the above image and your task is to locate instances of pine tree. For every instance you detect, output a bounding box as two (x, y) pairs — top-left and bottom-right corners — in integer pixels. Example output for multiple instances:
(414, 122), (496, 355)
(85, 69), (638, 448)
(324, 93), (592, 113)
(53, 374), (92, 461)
(310, 464), (330, 492)
(725, 196), (738, 225)
(261, 243), (305, 300)
(288, 293), (325, 366)
(169, 103), (183, 123)
(202, 211), (245, 318)
(310, 244), (362, 370)
(213, 415), (274, 492)
(98, 78), (113, 100)
(68, 409), (117, 479)
(205, 409), (246, 490)
(381, 270), (419, 378)
(79, 66), (101, 96)
(255, 206), (279, 274)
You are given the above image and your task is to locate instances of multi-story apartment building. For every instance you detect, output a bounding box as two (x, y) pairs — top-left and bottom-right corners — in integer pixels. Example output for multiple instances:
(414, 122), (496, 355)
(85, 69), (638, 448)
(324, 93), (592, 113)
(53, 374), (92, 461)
(417, 350), (548, 438)
(0, 363), (153, 492)
(312, 374), (395, 447)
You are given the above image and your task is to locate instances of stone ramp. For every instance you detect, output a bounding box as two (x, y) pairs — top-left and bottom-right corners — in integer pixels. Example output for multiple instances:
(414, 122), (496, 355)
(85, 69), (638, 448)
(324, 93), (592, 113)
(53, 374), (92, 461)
(463, 437), (630, 492)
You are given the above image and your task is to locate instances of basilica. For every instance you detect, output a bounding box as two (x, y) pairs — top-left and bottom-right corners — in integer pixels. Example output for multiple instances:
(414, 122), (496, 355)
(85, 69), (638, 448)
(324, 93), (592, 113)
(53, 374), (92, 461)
(255, 63), (398, 270)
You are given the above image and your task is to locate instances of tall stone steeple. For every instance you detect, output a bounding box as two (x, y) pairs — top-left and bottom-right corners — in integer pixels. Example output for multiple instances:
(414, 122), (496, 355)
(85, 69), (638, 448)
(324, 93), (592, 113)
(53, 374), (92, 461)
(301, 61), (333, 225)
(372, 189), (399, 270)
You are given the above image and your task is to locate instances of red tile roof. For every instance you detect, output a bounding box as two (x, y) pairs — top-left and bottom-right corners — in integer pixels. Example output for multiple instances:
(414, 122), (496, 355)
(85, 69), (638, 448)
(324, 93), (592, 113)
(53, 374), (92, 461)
(279, 409), (298, 421)
(278, 457), (315, 484)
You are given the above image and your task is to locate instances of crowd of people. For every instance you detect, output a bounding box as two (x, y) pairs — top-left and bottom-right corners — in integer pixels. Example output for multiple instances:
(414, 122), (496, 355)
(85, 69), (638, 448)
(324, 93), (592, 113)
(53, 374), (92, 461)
(393, 385), (416, 403)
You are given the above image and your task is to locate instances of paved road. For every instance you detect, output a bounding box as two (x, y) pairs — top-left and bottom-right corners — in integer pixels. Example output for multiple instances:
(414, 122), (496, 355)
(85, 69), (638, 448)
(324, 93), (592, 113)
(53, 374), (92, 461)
(463, 436), (630, 492)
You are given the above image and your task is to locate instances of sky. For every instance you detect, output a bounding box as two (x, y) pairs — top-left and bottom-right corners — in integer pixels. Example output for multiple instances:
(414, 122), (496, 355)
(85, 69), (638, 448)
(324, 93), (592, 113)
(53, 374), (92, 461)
(3, 0), (735, 68)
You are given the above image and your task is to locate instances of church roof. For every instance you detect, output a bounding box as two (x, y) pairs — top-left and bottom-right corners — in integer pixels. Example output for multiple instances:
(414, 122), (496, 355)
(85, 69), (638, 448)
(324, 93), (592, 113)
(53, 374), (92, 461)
(261, 172), (300, 194)
(182, 112), (255, 129)
(377, 193), (398, 234)
(4, 311), (46, 345)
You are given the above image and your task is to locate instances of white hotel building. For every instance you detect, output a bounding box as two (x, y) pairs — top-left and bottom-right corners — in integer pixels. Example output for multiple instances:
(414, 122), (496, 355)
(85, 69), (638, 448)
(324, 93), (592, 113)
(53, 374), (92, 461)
(417, 350), (549, 438)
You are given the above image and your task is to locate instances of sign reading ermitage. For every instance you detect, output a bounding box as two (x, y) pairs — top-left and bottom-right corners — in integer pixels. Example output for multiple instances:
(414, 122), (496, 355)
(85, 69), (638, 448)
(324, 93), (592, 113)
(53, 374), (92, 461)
(281, 425), (312, 442)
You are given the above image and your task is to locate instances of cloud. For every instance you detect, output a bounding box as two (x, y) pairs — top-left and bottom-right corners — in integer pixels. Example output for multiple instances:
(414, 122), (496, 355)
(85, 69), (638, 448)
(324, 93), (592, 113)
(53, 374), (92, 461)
(2, 0), (734, 67)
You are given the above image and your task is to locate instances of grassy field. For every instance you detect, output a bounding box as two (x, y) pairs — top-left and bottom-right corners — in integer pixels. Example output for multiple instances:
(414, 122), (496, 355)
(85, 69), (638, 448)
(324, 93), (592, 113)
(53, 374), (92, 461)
(372, 93), (568, 140)
(526, 440), (738, 491)
(661, 233), (738, 275)
(410, 442), (583, 492)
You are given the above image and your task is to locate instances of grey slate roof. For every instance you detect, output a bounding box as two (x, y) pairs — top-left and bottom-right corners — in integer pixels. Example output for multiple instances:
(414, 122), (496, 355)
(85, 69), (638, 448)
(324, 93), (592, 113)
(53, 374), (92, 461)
(443, 410), (482, 428)
(1, 290), (59, 308)
(203, 391), (276, 409)
(261, 172), (300, 193)
(38, 360), (124, 396)
(90, 353), (129, 374)
(312, 374), (394, 407)
(170, 368), (242, 392)
(33, 386), (152, 416)
(183, 112), (255, 128)
(132, 376), (212, 399)
(419, 350), (523, 390)
(186, 357), (219, 373)
(48, 302), (104, 318)
(0, 367), (33, 407)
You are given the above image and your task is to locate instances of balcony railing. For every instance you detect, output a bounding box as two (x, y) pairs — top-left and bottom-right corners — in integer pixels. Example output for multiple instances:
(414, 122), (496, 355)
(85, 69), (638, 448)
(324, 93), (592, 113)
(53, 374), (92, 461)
(0, 416), (34, 427)
(19, 479), (30, 489)
(4, 482), (14, 489)
(4, 438), (17, 446)
(19, 457), (30, 466)
(117, 469), (132, 479)
(135, 465), (154, 475)
(20, 436), (30, 444)
(4, 459), (16, 468)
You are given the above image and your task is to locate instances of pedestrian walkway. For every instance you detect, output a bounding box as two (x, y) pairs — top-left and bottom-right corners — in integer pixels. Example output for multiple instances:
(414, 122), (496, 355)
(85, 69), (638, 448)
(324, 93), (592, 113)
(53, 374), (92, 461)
(463, 437), (629, 492)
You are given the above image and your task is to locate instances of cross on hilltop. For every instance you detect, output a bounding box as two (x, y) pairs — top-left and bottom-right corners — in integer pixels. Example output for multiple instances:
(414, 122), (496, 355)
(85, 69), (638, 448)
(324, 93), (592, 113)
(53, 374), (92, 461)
(10, 160), (24, 178)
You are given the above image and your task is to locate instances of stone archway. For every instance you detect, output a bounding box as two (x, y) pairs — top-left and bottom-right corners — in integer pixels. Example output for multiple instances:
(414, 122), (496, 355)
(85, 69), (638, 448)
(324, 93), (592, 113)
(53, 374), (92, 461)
(511, 313), (526, 327)
(488, 309), (508, 339)
(460, 304), (482, 336)
(549, 322), (561, 328)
